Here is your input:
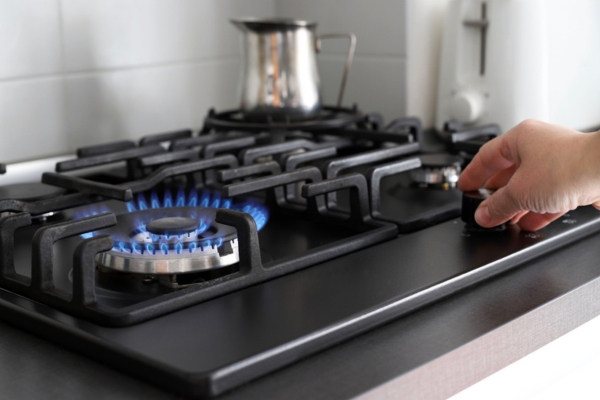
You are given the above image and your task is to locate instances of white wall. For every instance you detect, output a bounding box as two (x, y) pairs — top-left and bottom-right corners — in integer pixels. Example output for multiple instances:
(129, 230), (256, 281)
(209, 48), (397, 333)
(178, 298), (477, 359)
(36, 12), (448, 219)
(0, 0), (275, 164)
(546, 0), (600, 130)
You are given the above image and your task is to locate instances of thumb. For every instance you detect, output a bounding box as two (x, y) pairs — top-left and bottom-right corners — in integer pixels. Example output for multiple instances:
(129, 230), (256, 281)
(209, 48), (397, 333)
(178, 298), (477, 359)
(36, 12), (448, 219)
(475, 186), (521, 227)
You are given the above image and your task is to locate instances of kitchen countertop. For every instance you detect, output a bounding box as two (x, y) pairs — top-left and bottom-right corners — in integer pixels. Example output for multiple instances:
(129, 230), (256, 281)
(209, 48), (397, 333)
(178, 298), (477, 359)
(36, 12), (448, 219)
(2, 225), (600, 399)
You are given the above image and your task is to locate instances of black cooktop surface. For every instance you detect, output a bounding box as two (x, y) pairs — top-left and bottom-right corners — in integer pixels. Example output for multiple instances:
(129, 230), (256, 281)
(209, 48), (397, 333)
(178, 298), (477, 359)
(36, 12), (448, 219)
(0, 117), (572, 398)
(2, 206), (599, 398)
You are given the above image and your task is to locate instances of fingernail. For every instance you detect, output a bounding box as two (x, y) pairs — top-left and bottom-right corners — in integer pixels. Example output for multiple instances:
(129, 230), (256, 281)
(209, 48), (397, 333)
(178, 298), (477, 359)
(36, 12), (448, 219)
(475, 204), (492, 227)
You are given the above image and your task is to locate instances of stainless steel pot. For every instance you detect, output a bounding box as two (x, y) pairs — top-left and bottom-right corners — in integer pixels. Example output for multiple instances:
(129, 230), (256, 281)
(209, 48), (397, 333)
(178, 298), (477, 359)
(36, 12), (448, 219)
(231, 18), (356, 119)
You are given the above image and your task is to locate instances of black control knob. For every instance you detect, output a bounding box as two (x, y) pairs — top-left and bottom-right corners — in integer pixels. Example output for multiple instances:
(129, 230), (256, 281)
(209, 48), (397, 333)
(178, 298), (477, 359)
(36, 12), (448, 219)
(461, 189), (505, 231)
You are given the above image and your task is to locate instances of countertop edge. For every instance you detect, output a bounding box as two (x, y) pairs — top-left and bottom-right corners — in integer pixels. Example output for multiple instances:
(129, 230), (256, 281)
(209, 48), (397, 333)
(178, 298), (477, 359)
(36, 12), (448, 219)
(357, 273), (600, 400)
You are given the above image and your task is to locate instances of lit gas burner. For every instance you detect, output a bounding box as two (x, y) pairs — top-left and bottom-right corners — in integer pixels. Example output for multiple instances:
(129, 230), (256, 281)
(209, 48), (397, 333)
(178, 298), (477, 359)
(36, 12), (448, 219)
(95, 207), (239, 274)
(409, 154), (463, 189)
(76, 189), (269, 277)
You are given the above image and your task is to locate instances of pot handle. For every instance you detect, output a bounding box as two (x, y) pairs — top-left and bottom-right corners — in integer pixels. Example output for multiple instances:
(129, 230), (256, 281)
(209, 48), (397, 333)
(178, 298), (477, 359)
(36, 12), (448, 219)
(315, 33), (357, 108)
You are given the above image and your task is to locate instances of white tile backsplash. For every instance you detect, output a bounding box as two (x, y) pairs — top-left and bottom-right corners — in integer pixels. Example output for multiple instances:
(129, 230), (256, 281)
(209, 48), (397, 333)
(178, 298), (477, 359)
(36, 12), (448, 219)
(319, 55), (407, 122)
(65, 60), (239, 149)
(0, 0), (63, 80)
(0, 0), (275, 164)
(277, 0), (409, 123)
(61, 0), (274, 72)
(275, 0), (406, 57)
(0, 78), (67, 163)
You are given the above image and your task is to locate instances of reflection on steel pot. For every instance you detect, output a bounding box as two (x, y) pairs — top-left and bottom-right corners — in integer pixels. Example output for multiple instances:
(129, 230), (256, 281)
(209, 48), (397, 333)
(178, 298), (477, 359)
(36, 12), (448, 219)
(231, 18), (356, 120)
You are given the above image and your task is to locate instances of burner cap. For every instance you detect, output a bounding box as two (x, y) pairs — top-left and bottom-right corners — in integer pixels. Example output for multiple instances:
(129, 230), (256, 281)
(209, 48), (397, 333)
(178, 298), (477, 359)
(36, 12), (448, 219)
(146, 217), (200, 235)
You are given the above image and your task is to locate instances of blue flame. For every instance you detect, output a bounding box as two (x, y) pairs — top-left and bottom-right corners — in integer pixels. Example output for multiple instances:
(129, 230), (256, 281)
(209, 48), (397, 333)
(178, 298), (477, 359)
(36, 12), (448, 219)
(240, 204), (268, 230)
(188, 191), (198, 207)
(210, 193), (221, 208)
(164, 191), (173, 208)
(73, 205), (111, 239)
(146, 243), (155, 255)
(75, 188), (269, 248)
(151, 192), (160, 209)
(200, 192), (210, 207)
(138, 193), (148, 210)
(131, 189), (268, 231)
(160, 243), (168, 255)
(132, 243), (142, 254)
(197, 220), (207, 234)
(176, 188), (185, 207)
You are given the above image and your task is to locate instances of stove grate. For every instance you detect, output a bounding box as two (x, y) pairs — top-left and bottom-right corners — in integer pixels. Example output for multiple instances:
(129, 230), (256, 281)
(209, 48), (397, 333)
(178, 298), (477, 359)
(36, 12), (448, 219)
(0, 171), (396, 326)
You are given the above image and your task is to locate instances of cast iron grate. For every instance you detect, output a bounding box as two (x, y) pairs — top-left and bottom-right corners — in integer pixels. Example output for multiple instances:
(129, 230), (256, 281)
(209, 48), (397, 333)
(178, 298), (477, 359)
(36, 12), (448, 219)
(0, 121), (494, 327)
(0, 168), (397, 326)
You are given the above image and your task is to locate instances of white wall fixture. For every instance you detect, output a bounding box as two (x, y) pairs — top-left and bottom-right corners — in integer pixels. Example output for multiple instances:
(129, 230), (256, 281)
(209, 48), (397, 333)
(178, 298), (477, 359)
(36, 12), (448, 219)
(406, 0), (450, 129)
(436, 0), (600, 132)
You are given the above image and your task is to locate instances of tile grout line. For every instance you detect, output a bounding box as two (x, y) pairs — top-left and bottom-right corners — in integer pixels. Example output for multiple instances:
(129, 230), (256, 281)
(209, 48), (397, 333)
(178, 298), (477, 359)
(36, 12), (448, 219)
(0, 52), (405, 85)
(0, 56), (242, 85)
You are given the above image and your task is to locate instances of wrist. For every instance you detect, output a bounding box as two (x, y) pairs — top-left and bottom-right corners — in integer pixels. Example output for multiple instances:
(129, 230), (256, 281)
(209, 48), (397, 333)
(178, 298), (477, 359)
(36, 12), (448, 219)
(578, 129), (600, 191)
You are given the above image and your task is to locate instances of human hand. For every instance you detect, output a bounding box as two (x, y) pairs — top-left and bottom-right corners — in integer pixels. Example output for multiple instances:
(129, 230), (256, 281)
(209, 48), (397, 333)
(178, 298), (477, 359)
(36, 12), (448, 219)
(457, 120), (600, 231)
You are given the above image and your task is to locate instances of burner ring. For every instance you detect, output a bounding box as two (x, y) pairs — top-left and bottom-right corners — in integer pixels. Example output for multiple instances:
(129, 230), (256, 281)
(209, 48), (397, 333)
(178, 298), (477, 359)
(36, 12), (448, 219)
(203, 105), (363, 132)
(94, 207), (239, 274)
(410, 154), (463, 186)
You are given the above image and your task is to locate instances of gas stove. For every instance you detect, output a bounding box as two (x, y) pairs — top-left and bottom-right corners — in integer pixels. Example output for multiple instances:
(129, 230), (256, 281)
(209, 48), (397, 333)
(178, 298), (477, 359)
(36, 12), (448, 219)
(1, 107), (600, 398)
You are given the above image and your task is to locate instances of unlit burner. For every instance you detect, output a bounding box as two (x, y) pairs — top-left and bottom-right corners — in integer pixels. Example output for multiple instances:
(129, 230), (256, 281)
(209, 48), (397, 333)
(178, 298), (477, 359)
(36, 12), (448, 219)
(0, 183), (66, 220)
(410, 154), (462, 188)
(95, 207), (239, 275)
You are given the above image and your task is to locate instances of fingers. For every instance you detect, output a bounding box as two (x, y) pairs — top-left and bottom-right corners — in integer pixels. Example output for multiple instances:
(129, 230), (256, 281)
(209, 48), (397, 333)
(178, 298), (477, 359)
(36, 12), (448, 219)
(510, 210), (529, 225)
(484, 164), (518, 190)
(517, 211), (565, 232)
(457, 135), (515, 192)
(474, 185), (522, 227)
(475, 188), (562, 231)
(459, 120), (586, 231)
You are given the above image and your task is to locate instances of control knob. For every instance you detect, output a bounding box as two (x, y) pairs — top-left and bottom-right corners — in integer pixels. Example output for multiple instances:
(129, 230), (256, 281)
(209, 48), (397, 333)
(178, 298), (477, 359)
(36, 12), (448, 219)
(461, 189), (505, 231)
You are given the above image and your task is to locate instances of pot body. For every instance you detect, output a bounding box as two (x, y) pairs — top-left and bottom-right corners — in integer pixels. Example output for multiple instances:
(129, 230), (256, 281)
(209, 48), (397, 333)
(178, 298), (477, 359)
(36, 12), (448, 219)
(233, 18), (322, 119)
